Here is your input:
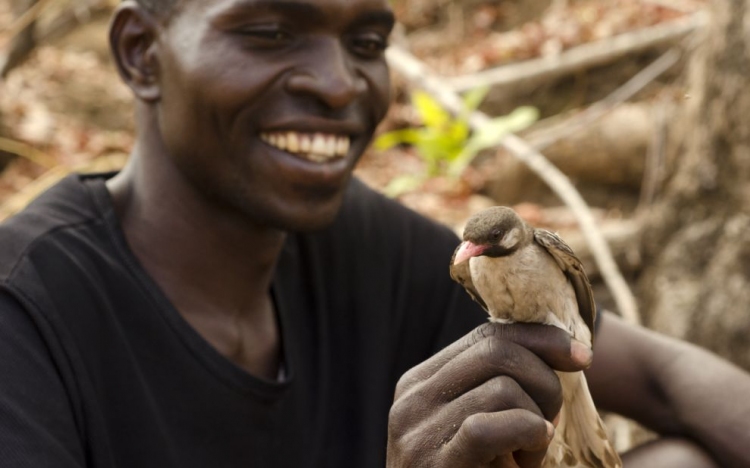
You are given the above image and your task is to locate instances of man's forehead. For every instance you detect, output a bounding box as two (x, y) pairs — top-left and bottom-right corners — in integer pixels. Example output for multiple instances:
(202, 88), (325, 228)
(188, 0), (392, 18)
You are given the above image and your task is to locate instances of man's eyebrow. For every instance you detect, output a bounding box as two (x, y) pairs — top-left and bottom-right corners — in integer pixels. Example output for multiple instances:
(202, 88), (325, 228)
(213, 0), (395, 29)
(350, 10), (396, 30)
(215, 0), (326, 23)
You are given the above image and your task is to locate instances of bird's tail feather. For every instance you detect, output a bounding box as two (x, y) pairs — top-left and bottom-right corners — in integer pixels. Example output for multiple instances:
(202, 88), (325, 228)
(543, 371), (622, 468)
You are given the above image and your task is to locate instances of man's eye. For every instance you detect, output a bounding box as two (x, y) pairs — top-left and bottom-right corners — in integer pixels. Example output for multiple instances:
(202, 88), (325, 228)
(236, 26), (293, 46)
(349, 33), (389, 57)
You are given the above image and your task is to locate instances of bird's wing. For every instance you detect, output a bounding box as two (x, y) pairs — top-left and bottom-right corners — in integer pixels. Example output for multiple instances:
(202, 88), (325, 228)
(533, 229), (596, 340)
(450, 250), (489, 313)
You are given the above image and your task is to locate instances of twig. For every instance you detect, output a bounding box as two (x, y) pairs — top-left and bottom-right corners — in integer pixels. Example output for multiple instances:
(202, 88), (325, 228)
(40, 1), (113, 43)
(444, 12), (707, 93)
(386, 45), (641, 325)
(0, 136), (57, 168)
(529, 48), (681, 151)
(1, 0), (109, 79)
(641, 0), (701, 14)
(5, 0), (55, 42)
(638, 96), (671, 213)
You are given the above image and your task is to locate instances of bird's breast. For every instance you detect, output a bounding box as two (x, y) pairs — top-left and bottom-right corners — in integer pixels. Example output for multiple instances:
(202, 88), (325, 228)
(469, 245), (581, 334)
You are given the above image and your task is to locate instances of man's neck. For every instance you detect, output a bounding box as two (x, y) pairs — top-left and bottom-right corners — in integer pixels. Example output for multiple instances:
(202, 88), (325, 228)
(106, 139), (286, 379)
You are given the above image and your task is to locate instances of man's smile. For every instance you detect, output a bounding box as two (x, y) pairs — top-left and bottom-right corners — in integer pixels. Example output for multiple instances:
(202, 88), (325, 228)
(260, 131), (351, 163)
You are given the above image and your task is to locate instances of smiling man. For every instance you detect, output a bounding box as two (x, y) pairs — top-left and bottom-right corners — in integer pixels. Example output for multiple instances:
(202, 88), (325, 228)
(1, 0), (750, 467)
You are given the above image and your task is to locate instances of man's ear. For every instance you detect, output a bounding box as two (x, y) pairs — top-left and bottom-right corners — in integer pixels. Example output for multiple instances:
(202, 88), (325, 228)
(110, 1), (161, 102)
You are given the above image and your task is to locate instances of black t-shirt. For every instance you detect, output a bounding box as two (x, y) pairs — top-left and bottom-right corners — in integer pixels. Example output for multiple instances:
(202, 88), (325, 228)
(0, 173), (486, 467)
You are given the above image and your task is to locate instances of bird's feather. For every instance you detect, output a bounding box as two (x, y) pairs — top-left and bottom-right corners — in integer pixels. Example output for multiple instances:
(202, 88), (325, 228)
(533, 229), (597, 342)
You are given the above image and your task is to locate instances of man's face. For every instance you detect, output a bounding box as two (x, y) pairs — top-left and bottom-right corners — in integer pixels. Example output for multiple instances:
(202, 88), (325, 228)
(154, 0), (393, 231)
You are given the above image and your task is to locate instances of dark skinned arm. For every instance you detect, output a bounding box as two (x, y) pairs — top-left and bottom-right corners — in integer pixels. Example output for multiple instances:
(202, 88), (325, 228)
(586, 311), (750, 467)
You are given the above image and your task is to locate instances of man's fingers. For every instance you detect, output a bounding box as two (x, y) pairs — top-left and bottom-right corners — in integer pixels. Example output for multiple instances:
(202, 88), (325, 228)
(394, 324), (498, 398)
(449, 376), (543, 419)
(424, 330), (563, 420)
(395, 322), (585, 399)
(443, 409), (553, 466)
(487, 322), (590, 372)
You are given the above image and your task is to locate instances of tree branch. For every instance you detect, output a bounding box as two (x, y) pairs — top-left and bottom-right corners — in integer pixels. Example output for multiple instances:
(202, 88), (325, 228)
(528, 48), (681, 151)
(443, 12), (707, 93)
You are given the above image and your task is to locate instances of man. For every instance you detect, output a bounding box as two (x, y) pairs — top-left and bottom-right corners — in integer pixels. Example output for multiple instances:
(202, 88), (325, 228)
(0, 0), (748, 466)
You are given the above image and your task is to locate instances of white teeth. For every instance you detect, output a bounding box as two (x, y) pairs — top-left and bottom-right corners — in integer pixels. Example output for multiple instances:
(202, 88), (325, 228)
(260, 131), (351, 163)
(276, 133), (287, 151)
(311, 134), (326, 154)
(325, 135), (336, 156)
(336, 136), (350, 156)
(300, 134), (312, 153)
(287, 132), (299, 153)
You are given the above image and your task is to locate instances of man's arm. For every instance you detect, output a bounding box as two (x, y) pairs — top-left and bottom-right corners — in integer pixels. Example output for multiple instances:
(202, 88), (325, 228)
(0, 292), (86, 467)
(587, 311), (750, 467)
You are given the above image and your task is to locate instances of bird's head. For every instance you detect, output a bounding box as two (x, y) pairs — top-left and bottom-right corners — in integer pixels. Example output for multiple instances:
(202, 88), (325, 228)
(453, 206), (529, 265)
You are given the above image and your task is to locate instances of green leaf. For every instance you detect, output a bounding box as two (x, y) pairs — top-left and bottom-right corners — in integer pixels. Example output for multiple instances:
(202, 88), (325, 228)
(412, 91), (450, 128)
(447, 107), (539, 178)
(373, 128), (423, 150)
(414, 136), (449, 162)
(444, 121), (470, 158)
(468, 106), (539, 150)
(461, 86), (490, 115)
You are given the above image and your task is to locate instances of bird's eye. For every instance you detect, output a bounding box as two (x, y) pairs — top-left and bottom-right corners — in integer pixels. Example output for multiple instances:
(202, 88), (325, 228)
(491, 229), (502, 239)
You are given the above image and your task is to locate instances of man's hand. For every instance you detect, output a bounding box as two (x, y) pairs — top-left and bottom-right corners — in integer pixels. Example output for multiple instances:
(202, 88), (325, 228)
(386, 322), (593, 468)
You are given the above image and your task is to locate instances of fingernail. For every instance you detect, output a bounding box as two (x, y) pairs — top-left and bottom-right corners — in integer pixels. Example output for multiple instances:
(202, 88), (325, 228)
(571, 339), (593, 367)
(552, 412), (561, 428)
(545, 421), (555, 440)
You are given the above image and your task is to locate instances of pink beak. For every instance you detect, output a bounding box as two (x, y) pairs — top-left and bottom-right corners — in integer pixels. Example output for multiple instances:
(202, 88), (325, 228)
(453, 241), (487, 265)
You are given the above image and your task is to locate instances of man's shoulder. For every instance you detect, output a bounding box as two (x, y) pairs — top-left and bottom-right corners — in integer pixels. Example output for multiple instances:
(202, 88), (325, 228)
(0, 173), (106, 284)
(335, 177), (459, 243)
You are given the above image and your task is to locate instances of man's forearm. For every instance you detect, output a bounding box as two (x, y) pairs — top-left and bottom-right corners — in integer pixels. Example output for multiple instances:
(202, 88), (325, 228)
(655, 337), (750, 466)
(588, 313), (750, 466)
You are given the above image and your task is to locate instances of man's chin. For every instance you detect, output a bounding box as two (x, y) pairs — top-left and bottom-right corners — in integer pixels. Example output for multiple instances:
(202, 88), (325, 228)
(249, 195), (345, 233)
(281, 207), (342, 233)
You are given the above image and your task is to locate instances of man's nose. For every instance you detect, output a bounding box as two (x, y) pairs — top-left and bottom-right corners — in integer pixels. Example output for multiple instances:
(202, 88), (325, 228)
(286, 38), (366, 109)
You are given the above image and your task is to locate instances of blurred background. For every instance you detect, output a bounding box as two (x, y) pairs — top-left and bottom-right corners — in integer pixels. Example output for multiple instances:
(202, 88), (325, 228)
(1, 0), (749, 447)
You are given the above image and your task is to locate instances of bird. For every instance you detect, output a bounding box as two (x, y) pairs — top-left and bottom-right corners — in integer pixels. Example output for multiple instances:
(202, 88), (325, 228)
(449, 206), (621, 468)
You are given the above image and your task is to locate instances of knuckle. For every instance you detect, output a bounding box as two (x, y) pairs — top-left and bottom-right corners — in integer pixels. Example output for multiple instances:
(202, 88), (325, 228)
(530, 370), (563, 418)
(394, 379), (409, 400)
(481, 333), (522, 372)
(486, 375), (521, 402)
(502, 412), (548, 451)
(460, 413), (492, 448)
(486, 375), (519, 395)
(388, 396), (410, 429)
(480, 377), (532, 414)
(389, 388), (432, 434)
(520, 414), (551, 448)
(394, 369), (419, 399)
(470, 322), (498, 345)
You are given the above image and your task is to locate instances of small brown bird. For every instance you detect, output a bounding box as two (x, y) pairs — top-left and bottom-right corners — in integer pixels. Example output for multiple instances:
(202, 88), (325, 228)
(450, 206), (621, 468)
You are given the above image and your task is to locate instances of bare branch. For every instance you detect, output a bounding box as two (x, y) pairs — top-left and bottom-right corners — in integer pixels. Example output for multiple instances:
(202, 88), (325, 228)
(443, 12), (707, 93)
(529, 48), (681, 151)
